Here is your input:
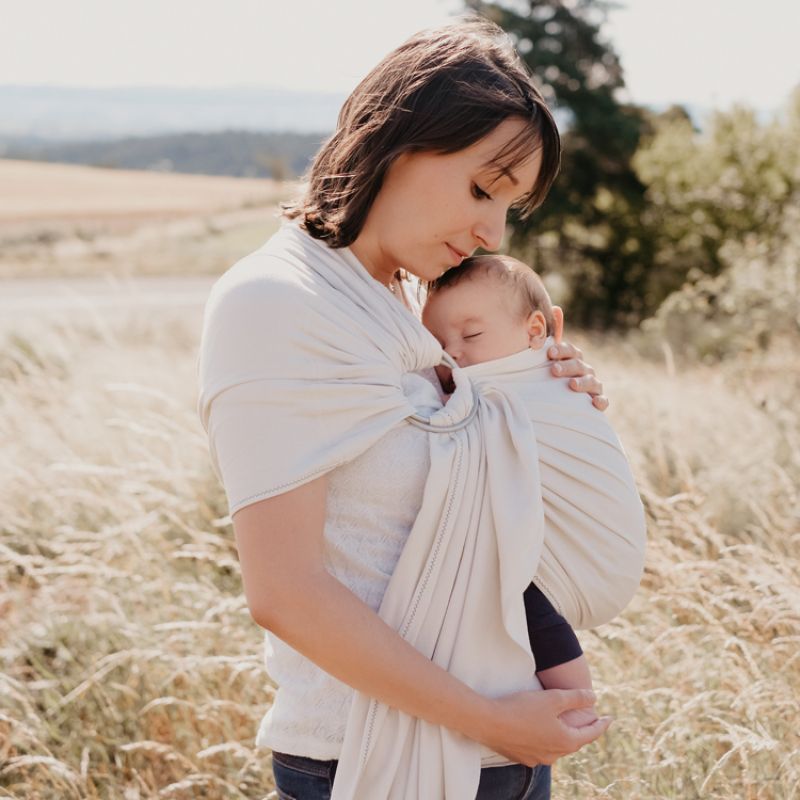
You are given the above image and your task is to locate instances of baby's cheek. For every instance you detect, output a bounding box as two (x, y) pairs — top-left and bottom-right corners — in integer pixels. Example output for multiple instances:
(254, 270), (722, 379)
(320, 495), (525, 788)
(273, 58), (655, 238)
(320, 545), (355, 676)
(470, 339), (499, 363)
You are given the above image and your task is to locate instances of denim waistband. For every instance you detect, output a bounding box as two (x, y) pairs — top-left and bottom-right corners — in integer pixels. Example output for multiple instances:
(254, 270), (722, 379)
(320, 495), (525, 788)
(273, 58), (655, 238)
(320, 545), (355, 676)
(272, 750), (339, 781)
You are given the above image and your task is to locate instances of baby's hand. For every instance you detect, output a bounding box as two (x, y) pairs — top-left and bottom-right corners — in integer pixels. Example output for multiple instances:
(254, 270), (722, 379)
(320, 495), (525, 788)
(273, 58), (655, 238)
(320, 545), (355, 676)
(559, 705), (599, 729)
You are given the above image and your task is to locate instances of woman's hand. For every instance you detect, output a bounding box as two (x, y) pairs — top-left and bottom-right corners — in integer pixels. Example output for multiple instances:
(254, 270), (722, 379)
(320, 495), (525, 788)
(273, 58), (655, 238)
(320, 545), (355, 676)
(548, 306), (609, 411)
(482, 688), (612, 766)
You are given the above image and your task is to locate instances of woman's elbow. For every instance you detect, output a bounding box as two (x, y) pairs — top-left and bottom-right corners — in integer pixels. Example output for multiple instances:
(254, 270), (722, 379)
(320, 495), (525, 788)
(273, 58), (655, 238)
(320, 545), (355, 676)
(239, 569), (298, 632)
(246, 597), (277, 632)
(231, 474), (330, 632)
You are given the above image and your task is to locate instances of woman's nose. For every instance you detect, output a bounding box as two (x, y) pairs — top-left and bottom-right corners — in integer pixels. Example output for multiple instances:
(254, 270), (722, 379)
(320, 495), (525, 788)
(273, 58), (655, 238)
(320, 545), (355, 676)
(472, 207), (506, 251)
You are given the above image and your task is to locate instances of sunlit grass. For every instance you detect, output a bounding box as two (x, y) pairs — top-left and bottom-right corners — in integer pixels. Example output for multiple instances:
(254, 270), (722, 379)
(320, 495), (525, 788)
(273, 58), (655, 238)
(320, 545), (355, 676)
(1, 312), (797, 799)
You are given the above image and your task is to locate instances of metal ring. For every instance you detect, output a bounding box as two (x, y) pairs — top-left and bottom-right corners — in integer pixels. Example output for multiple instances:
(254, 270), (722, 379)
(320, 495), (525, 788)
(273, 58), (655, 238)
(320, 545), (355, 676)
(406, 395), (479, 432)
(407, 352), (479, 432)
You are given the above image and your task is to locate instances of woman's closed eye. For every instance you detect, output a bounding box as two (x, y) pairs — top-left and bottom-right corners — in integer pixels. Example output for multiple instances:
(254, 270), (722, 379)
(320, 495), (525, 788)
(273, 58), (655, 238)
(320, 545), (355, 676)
(464, 332), (483, 339)
(471, 182), (492, 201)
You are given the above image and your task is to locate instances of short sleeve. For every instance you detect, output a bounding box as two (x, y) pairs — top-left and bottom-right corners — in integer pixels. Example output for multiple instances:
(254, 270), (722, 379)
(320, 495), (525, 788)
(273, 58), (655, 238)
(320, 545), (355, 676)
(197, 254), (415, 516)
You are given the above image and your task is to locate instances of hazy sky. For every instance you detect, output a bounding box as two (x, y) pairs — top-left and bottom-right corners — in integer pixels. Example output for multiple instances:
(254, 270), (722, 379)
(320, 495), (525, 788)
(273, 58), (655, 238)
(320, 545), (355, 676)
(3, 0), (798, 110)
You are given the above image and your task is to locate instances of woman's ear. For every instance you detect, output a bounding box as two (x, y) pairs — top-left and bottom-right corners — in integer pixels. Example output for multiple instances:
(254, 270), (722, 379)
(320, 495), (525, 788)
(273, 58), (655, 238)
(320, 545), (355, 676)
(551, 306), (564, 343)
(526, 310), (549, 349)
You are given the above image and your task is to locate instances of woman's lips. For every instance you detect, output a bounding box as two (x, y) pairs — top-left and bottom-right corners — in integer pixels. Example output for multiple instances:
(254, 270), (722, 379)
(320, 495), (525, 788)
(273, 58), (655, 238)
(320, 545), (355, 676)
(446, 243), (467, 264)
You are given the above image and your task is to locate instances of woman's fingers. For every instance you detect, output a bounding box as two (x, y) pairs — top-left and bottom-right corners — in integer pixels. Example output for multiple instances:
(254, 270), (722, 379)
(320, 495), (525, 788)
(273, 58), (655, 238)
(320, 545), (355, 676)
(551, 355), (609, 412)
(548, 342), (583, 361)
(567, 715), (613, 748)
(551, 690), (613, 748)
(550, 306), (565, 343)
(551, 358), (594, 379)
(550, 690), (612, 756)
(554, 362), (603, 396)
(568, 374), (601, 392)
(548, 341), (609, 412)
(488, 688), (611, 766)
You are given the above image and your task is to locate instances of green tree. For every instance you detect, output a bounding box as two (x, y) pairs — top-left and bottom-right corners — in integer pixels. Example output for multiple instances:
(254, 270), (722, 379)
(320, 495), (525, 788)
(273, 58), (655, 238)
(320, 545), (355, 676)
(469, 0), (656, 328)
(630, 87), (800, 360)
(633, 88), (800, 301)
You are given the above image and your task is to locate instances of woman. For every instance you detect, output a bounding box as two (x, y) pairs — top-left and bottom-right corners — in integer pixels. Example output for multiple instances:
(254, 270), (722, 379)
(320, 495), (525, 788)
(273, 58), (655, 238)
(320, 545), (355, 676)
(198, 18), (616, 800)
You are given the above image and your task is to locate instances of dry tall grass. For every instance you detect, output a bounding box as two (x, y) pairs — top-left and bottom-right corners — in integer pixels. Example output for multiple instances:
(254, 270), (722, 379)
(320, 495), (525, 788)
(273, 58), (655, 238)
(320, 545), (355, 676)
(1, 307), (797, 799)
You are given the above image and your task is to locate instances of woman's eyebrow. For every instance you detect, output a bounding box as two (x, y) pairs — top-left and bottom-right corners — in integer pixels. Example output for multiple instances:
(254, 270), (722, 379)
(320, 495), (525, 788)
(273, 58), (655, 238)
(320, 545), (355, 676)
(498, 166), (519, 186)
(481, 163), (519, 187)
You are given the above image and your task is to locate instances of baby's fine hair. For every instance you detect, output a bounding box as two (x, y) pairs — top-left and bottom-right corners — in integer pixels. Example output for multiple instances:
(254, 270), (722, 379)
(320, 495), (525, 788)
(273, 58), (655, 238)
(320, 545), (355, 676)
(427, 255), (556, 336)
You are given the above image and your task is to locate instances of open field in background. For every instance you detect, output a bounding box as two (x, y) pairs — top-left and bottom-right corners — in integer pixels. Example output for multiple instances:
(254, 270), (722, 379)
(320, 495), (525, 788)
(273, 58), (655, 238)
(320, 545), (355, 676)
(2, 311), (798, 799)
(0, 159), (295, 280)
(1, 162), (798, 798)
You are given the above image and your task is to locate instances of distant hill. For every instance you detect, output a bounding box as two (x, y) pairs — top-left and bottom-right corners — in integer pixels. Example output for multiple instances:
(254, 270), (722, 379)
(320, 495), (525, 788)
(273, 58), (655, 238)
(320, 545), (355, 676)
(2, 129), (326, 180)
(0, 84), (745, 181)
(0, 85), (345, 140)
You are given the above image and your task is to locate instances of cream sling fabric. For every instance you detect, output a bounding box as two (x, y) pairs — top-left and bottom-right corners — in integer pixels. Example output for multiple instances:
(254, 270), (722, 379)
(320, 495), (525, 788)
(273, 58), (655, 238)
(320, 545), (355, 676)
(331, 348), (646, 800)
(461, 347), (648, 631)
(197, 221), (646, 800)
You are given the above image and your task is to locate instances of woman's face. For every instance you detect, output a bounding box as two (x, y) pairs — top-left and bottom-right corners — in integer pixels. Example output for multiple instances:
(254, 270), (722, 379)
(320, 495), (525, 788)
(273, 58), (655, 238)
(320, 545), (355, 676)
(350, 117), (543, 287)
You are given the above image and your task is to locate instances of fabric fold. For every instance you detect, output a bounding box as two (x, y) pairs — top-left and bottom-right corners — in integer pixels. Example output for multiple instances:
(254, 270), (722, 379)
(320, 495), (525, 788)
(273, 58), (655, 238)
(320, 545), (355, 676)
(461, 348), (647, 630)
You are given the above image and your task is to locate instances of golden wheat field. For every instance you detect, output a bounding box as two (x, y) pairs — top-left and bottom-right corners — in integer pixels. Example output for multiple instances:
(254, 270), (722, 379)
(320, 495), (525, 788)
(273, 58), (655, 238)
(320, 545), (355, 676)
(1, 164), (799, 800)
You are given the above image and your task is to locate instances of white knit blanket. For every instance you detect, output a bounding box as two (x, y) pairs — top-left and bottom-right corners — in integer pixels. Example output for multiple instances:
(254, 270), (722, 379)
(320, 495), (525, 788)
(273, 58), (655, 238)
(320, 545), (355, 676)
(197, 221), (646, 800)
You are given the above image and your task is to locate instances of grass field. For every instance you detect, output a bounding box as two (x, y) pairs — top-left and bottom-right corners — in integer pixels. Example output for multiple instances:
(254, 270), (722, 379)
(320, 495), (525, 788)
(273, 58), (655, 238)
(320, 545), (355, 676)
(0, 159), (294, 280)
(1, 162), (798, 799)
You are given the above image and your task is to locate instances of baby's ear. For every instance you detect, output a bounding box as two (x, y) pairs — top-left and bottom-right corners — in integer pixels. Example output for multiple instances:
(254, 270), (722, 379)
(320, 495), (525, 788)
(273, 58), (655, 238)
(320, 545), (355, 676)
(526, 310), (549, 348)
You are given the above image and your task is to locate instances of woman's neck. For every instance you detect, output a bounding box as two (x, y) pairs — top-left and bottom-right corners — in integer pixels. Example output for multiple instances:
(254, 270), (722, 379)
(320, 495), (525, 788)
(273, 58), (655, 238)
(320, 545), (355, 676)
(350, 234), (396, 288)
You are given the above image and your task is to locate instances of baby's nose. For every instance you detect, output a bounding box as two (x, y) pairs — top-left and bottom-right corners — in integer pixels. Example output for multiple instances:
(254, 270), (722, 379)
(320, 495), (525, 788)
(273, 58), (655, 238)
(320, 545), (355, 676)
(445, 346), (462, 364)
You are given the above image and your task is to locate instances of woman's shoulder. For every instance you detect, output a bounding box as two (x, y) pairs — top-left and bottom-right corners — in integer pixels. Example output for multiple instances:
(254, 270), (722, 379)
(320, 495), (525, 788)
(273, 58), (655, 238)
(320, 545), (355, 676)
(206, 222), (324, 320)
(216, 221), (313, 287)
(199, 225), (336, 381)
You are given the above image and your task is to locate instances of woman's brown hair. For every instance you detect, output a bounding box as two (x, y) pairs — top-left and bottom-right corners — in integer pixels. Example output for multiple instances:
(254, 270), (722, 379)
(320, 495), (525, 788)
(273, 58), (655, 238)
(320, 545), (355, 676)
(283, 16), (561, 248)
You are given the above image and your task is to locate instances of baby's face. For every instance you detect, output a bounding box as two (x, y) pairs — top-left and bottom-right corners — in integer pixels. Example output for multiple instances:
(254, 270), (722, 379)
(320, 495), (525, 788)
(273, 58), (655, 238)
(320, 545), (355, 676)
(422, 276), (543, 392)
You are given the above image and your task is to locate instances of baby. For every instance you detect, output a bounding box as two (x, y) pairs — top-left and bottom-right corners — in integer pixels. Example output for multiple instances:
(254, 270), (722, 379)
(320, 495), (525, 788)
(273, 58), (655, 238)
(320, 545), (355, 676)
(421, 254), (598, 729)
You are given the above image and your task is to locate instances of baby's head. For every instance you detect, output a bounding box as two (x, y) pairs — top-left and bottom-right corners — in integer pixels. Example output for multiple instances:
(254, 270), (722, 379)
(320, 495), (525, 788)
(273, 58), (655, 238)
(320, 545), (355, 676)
(422, 255), (556, 392)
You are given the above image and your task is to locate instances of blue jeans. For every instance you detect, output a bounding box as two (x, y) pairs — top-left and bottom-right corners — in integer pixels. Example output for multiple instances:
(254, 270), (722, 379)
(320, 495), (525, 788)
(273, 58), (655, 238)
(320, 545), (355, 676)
(271, 750), (551, 799)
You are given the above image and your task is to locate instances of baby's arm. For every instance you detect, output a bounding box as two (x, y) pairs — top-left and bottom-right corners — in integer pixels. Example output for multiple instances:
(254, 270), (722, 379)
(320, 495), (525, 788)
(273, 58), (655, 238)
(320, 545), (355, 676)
(537, 655), (598, 728)
(524, 582), (599, 729)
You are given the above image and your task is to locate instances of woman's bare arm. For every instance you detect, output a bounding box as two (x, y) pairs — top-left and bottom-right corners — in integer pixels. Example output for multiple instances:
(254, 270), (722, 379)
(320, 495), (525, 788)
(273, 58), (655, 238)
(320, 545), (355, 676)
(232, 473), (612, 766)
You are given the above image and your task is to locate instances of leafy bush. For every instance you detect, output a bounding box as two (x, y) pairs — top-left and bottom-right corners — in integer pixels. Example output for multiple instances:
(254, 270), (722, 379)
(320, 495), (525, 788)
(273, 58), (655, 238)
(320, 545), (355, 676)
(637, 206), (800, 362)
(633, 88), (800, 300)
